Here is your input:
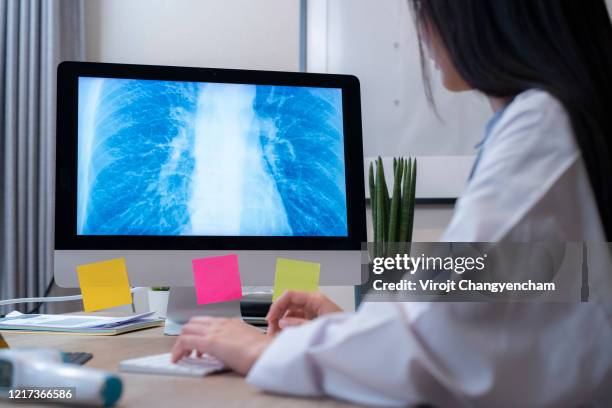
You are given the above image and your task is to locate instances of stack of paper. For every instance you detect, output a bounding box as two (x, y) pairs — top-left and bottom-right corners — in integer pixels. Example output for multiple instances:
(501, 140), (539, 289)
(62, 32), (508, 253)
(0, 312), (163, 336)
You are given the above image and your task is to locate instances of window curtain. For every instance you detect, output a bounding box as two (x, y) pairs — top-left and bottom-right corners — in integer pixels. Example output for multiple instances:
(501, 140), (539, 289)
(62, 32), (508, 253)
(0, 0), (85, 312)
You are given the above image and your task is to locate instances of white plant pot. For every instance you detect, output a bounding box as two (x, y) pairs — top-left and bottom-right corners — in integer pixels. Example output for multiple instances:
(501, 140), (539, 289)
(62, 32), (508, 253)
(148, 290), (169, 319)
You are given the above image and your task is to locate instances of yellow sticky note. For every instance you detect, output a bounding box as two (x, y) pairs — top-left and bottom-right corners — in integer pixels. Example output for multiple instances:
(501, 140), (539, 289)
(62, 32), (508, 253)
(273, 258), (321, 301)
(77, 258), (132, 312)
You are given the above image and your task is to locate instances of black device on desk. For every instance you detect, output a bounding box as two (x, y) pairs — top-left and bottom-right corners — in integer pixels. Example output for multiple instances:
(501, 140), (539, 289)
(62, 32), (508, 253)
(241, 298), (271, 327)
(63, 352), (93, 365)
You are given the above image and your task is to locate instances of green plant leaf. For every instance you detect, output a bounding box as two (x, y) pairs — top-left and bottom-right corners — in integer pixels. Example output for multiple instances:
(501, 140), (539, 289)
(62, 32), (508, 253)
(375, 158), (386, 257)
(388, 157), (403, 245)
(379, 158), (390, 244)
(407, 158), (417, 242)
(399, 157), (412, 242)
(369, 161), (377, 245)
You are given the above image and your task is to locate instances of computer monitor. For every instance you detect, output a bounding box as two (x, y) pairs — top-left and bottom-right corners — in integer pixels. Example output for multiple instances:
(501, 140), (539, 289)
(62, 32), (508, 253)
(54, 62), (366, 289)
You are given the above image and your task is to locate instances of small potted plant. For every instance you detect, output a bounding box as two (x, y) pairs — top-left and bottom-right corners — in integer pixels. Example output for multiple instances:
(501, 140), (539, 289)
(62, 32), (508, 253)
(358, 157), (417, 301)
(148, 287), (170, 319)
(369, 156), (417, 258)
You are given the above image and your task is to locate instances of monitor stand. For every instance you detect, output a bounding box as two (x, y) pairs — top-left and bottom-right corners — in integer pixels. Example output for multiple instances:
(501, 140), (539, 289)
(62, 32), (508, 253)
(163, 287), (242, 336)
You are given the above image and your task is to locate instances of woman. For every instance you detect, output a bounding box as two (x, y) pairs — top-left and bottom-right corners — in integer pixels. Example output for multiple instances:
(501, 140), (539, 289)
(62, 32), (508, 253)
(171, 0), (612, 406)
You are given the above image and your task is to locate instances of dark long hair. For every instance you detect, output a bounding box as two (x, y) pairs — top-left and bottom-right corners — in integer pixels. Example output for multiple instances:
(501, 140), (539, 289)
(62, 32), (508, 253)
(410, 0), (612, 240)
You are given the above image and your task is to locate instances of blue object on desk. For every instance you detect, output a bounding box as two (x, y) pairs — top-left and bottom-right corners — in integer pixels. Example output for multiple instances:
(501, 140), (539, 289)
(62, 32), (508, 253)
(102, 375), (123, 407)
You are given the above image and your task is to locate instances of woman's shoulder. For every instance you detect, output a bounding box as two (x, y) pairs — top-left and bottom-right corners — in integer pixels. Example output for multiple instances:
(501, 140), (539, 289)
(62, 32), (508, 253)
(512, 88), (564, 109)
(493, 89), (571, 139)
(445, 88), (587, 241)
(487, 88), (578, 160)
(510, 89), (566, 115)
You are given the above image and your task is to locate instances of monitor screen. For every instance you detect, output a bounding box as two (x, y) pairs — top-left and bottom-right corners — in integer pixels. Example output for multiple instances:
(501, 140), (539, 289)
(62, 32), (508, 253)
(76, 77), (347, 237)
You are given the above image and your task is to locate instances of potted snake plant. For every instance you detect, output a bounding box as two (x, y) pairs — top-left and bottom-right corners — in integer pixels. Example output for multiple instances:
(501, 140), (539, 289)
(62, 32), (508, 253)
(358, 157), (417, 302)
(369, 156), (417, 258)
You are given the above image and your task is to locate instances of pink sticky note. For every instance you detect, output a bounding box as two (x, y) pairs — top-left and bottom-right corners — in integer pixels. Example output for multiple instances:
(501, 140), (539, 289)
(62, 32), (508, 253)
(192, 255), (243, 305)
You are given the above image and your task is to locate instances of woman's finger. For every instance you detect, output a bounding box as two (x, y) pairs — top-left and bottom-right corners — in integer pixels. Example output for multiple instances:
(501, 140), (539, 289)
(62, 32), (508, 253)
(170, 334), (211, 362)
(266, 291), (311, 330)
(180, 317), (225, 337)
(278, 317), (307, 328)
(284, 309), (305, 319)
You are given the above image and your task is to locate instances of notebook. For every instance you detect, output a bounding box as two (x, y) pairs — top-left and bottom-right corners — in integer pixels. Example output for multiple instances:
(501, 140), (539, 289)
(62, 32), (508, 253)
(0, 312), (163, 336)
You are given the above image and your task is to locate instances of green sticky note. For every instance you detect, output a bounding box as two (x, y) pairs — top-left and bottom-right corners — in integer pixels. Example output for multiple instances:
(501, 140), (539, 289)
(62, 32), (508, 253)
(273, 258), (321, 301)
(77, 258), (132, 312)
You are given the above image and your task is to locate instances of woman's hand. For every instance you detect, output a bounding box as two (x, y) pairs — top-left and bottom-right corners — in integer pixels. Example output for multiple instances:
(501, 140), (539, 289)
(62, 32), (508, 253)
(171, 317), (272, 375)
(266, 290), (343, 336)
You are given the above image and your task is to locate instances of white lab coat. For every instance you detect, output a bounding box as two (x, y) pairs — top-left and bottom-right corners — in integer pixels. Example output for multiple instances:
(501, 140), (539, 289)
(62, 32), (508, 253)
(246, 90), (612, 407)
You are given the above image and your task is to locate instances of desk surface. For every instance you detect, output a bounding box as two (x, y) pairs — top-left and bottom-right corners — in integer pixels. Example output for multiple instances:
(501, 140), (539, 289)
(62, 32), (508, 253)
(2, 325), (358, 408)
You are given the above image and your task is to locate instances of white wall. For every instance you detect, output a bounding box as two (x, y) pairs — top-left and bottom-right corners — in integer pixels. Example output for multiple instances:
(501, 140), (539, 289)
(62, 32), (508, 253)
(85, 0), (301, 70)
(308, 0), (491, 158)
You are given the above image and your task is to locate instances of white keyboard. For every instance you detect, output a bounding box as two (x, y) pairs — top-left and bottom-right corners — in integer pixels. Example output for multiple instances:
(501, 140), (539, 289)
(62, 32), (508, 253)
(119, 352), (226, 378)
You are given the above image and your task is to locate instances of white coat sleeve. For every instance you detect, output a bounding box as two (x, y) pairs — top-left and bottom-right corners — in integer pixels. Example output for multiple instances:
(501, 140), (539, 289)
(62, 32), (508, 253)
(246, 301), (612, 407)
(246, 302), (435, 407)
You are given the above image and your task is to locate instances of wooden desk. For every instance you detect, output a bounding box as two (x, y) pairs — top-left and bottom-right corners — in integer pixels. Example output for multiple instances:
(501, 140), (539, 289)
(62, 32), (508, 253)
(2, 326), (358, 408)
